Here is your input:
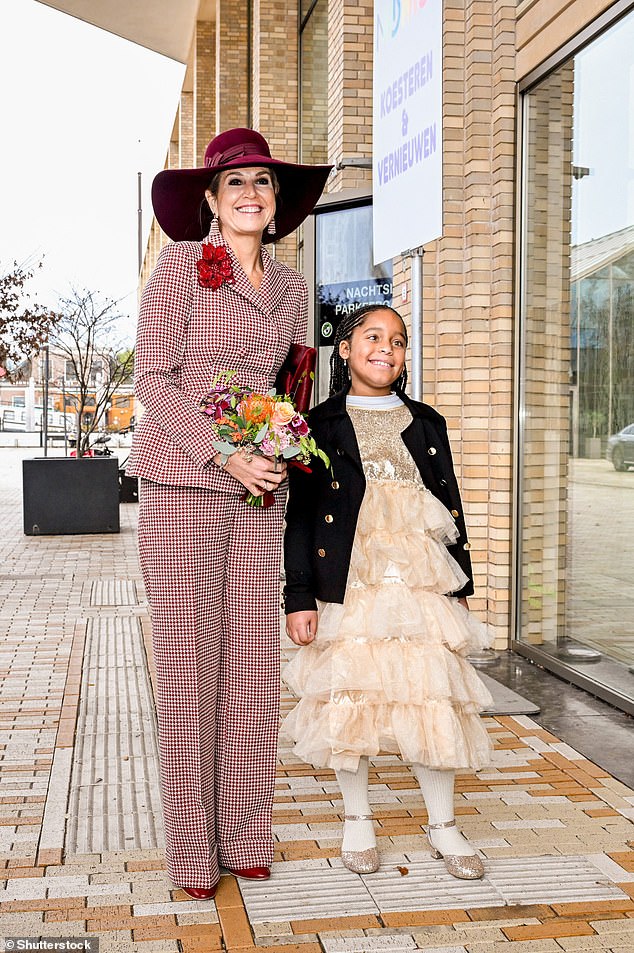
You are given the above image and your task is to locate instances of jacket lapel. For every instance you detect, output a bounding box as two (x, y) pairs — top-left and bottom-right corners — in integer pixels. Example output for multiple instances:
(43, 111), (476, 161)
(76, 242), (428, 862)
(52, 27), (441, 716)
(261, 249), (290, 312)
(203, 221), (289, 316)
(397, 391), (442, 492)
(316, 389), (364, 474)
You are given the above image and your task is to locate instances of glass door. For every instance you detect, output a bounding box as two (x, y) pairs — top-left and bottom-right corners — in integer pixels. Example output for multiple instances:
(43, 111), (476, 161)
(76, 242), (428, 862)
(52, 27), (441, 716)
(516, 8), (634, 711)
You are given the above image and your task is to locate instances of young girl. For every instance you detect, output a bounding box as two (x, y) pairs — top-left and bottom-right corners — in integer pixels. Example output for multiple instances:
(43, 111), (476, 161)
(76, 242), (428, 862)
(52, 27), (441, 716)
(283, 303), (493, 879)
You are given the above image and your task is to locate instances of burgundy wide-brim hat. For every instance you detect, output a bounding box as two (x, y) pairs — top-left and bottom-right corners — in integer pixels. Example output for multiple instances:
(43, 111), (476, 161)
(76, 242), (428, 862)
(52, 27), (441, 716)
(152, 127), (332, 243)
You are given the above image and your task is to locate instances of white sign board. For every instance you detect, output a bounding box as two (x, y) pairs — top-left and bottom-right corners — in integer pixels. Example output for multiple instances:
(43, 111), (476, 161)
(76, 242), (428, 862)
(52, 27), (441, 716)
(373, 0), (443, 264)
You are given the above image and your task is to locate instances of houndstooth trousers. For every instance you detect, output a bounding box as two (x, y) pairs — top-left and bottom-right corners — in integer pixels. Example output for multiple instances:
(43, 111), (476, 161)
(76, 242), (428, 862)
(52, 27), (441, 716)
(138, 479), (284, 888)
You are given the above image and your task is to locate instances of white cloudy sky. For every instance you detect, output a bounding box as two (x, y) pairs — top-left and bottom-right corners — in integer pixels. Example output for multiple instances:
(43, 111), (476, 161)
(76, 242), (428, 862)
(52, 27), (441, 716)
(0, 0), (185, 341)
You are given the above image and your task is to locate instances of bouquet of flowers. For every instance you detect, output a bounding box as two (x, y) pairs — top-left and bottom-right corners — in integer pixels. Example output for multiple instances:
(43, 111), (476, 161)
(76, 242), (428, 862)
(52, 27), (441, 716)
(201, 373), (329, 508)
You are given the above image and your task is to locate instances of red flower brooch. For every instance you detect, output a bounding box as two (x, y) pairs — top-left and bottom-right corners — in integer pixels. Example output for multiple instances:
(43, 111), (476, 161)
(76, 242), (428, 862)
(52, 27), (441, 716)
(196, 244), (235, 290)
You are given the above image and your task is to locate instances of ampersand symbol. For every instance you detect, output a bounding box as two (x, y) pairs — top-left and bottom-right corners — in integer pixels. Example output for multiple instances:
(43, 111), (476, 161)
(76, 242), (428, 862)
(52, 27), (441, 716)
(402, 110), (409, 137)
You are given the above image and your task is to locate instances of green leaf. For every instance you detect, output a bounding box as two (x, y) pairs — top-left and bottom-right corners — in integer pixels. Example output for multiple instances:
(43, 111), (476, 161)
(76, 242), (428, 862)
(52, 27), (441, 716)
(212, 440), (236, 455)
(253, 422), (269, 444)
(281, 445), (301, 459)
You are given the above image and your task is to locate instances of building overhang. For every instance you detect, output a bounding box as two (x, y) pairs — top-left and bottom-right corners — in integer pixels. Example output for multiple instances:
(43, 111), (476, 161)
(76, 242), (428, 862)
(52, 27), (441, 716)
(35, 0), (213, 63)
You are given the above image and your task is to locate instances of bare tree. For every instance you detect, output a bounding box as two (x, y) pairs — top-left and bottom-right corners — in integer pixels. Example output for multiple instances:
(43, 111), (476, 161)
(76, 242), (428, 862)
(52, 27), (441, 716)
(0, 260), (60, 379)
(50, 289), (134, 457)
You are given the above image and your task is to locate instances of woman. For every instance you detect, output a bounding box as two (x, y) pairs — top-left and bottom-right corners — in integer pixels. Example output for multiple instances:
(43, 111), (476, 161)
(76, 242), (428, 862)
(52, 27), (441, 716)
(128, 128), (330, 899)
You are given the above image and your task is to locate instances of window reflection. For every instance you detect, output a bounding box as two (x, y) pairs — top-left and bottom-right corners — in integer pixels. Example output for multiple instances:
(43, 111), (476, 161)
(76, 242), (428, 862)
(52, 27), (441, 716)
(519, 9), (634, 692)
(315, 205), (393, 400)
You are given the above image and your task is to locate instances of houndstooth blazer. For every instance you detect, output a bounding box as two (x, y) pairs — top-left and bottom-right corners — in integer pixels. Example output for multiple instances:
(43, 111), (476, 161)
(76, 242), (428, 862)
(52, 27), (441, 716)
(127, 219), (308, 490)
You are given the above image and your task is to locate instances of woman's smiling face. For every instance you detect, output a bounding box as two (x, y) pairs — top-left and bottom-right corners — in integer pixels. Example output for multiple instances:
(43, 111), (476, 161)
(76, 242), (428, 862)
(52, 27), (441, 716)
(339, 308), (407, 396)
(206, 167), (277, 241)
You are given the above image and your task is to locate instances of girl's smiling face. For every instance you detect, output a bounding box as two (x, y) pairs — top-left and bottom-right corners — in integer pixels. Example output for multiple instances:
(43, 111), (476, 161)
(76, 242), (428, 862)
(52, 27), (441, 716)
(206, 167), (277, 241)
(339, 308), (407, 396)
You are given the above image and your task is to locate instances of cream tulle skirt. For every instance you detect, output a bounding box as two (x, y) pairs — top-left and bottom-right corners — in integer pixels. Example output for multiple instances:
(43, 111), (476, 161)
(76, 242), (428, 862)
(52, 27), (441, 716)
(283, 479), (494, 772)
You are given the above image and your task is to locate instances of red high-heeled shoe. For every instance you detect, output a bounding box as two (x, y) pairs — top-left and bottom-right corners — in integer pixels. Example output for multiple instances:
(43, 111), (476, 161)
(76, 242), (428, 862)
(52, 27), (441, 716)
(180, 881), (219, 900)
(226, 865), (270, 881)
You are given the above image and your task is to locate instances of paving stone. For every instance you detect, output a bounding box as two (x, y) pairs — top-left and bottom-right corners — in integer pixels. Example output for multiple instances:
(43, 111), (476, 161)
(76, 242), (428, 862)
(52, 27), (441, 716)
(587, 853), (634, 883)
(2, 454), (634, 953)
(555, 939), (621, 950)
(0, 911), (46, 930)
(590, 917), (634, 934)
(321, 938), (417, 952)
(413, 947), (466, 953)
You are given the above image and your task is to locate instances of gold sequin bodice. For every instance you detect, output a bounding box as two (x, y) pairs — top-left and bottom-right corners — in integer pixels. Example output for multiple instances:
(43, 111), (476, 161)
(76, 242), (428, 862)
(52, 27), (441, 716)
(347, 404), (422, 484)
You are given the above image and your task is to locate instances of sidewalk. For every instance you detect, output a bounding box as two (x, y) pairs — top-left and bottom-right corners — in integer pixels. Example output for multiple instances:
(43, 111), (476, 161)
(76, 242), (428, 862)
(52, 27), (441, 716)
(1, 447), (634, 953)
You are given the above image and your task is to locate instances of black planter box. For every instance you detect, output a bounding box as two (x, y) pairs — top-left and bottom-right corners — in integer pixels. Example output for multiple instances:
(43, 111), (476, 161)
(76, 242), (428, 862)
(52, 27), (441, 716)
(23, 457), (121, 535)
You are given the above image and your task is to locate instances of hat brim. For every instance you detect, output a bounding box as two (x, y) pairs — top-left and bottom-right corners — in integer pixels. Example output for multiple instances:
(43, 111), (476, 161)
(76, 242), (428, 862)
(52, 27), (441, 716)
(151, 156), (332, 243)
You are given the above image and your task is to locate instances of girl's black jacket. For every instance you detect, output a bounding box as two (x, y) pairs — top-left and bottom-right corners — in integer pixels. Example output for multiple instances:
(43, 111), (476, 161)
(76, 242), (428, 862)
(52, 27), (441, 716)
(283, 386), (474, 614)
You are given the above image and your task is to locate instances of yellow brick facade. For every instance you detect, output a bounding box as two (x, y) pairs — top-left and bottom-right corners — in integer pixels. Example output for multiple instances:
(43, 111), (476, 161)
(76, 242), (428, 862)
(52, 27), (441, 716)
(139, 0), (629, 651)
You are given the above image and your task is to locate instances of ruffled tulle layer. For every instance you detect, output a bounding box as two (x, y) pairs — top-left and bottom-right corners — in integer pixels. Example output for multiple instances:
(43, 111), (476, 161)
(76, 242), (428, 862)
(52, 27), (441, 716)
(347, 480), (469, 592)
(283, 696), (493, 773)
(284, 640), (492, 708)
(316, 586), (491, 655)
(282, 476), (494, 772)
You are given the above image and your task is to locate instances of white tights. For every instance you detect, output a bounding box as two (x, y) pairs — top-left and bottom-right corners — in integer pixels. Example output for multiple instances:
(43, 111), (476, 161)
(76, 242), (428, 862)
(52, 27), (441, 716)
(336, 758), (475, 856)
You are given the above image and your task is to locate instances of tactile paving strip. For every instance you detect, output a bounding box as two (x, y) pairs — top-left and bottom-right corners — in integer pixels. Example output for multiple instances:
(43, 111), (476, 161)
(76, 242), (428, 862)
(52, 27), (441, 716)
(239, 854), (627, 921)
(65, 615), (164, 852)
(89, 578), (139, 606)
(238, 861), (380, 921)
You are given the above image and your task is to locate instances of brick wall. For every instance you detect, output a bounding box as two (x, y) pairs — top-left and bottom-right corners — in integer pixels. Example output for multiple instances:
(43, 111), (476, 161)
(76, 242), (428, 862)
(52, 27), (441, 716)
(216, 0), (249, 130)
(195, 18), (216, 164)
(327, 0), (373, 193)
(516, 0), (617, 78)
(299, 0), (328, 165)
(252, 0), (299, 265)
(520, 62), (574, 645)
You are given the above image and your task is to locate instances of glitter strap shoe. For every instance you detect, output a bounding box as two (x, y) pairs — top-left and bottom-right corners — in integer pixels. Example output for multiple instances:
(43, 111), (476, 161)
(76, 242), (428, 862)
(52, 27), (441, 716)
(426, 819), (484, 880)
(341, 814), (380, 874)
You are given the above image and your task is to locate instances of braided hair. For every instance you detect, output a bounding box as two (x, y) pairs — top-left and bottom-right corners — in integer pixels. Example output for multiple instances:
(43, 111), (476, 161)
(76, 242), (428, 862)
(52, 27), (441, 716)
(329, 303), (409, 396)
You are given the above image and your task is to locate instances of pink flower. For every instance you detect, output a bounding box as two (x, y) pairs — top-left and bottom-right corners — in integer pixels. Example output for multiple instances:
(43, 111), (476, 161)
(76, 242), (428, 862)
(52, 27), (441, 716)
(260, 437), (277, 456)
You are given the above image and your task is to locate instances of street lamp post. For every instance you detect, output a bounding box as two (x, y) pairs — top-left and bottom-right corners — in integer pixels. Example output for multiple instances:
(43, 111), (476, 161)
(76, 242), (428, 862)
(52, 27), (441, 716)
(42, 345), (50, 456)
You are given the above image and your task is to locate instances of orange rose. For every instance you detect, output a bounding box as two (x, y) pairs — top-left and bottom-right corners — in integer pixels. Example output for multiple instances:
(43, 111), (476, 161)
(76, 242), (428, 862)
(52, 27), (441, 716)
(271, 401), (296, 428)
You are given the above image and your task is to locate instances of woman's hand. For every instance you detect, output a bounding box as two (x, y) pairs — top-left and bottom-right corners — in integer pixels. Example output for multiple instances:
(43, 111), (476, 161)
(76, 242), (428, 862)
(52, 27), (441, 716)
(215, 451), (287, 496)
(286, 610), (318, 645)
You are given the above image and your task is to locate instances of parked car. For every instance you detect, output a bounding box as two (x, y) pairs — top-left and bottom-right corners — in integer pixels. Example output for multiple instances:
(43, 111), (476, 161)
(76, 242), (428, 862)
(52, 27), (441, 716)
(606, 423), (634, 471)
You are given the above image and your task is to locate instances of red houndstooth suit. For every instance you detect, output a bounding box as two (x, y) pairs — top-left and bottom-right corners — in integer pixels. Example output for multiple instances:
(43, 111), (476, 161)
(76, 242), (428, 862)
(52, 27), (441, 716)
(128, 219), (307, 888)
